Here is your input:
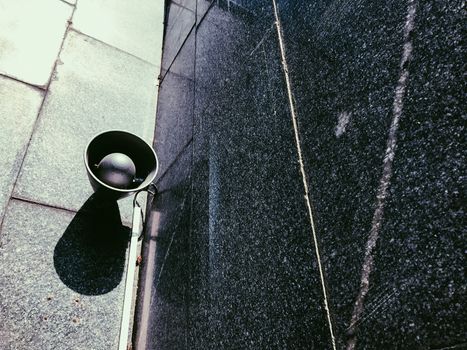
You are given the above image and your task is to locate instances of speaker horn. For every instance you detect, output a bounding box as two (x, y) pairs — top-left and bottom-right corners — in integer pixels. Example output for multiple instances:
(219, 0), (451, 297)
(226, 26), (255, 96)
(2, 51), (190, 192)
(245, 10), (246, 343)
(84, 130), (159, 200)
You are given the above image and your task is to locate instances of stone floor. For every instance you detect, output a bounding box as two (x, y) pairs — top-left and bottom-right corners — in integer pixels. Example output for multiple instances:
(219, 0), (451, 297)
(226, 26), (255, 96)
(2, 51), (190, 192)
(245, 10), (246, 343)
(0, 0), (164, 348)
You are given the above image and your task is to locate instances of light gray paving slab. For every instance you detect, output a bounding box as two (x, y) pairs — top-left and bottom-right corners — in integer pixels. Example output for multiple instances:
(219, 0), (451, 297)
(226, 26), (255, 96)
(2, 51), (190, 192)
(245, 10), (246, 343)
(0, 0), (72, 87)
(0, 77), (43, 221)
(73, 0), (164, 64)
(13, 30), (158, 223)
(0, 199), (127, 350)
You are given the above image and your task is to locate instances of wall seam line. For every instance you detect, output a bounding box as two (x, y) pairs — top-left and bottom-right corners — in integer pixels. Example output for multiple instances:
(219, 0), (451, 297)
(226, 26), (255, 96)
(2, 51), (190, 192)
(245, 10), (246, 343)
(272, 1), (337, 349)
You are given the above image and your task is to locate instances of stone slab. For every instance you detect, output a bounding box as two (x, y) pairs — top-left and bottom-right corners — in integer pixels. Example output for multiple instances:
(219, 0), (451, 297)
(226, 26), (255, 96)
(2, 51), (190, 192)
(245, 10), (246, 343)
(0, 199), (128, 350)
(173, 0), (196, 11)
(160, 27), (195, 80)
(0, 0), (72, 87)
(277, 1), (411, 346)
(134, 144), (192, 350)
(137, 4), (332, 347)
(0, 77), (43, 222)
(355, 1), (466, 348)
(13, 30), (158, 223)
(278, 1), (466, 348)
(155, 28), (194, 179)
(154, 73), (194, 177)
(160, 1), (195, 78)
(190, 26), (331, 348)
(72, 0), (164, 64)
(195, 2), (272, 90)
(197, 0), (213, 23)
(141, 1), (464, 349)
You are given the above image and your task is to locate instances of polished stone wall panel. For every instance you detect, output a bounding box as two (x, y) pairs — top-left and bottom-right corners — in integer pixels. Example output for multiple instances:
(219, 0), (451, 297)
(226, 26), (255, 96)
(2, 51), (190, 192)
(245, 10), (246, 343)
(136, 1), (466, 349)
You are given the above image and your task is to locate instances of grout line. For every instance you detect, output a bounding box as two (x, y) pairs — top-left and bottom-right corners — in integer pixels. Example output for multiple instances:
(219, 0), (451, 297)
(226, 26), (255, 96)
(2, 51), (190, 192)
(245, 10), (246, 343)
(138, 186), (192, 342)
(57, 0), (76, 7)
(196, 0), (216, 28)
(155, 137), (193, 184)
(172, 1), (196, 14)
(10, 196), (78, 215)
(0, 5), (77, 239)
(159, 0), (220, 85)
(161, 69), (195, 82)
(69, 28), (160, 68)
(271, 1), (337, 349)
(345, 1), (417, 349)
(158, 22), (196, 84)
(0, 73), (46, 91)
(134, 233), (154, 349)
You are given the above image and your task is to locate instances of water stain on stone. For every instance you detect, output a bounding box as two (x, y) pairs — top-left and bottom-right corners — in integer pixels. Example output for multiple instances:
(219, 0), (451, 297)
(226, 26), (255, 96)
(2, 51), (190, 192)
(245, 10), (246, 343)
(335, 111), (352, 137)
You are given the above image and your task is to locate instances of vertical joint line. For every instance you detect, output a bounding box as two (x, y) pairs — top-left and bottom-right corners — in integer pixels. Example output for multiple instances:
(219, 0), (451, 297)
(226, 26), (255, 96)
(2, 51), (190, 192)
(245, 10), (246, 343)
(272, 1), (337, 349)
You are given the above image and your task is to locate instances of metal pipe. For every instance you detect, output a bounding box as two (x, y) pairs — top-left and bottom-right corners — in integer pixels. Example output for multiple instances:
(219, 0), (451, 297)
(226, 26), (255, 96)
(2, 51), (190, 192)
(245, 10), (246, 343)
(118, 195), (143, 350)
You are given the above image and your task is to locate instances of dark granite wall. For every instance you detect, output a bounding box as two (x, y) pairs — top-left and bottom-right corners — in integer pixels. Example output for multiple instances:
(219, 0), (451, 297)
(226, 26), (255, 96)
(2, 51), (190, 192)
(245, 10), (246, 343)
(134, 1), (465, 349)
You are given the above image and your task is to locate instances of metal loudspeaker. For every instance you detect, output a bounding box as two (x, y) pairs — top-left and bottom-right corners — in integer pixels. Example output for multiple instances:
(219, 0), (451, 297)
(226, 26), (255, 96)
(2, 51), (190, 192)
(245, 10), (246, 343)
(84, 130), (159, 200)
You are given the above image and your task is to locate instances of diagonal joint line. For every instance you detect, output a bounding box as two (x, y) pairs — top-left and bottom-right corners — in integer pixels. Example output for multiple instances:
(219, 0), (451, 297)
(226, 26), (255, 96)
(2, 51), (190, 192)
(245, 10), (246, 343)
(272, 1), (337, 349)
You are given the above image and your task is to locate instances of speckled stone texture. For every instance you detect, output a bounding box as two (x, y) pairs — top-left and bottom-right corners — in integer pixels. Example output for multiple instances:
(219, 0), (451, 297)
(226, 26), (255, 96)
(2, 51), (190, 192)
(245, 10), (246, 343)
(276, 1), (411, 347)
(0, 199), (127, 350)
(277, 1), (466, 348)
(73, 0), (164, 65)
(160, 1), (196, 78)
(136, 1), (330, 349)
(136, 144), (193, 349)
(135, 0), (465, 349)
(0, 0), (72, 87)
(153, 33), (194, 178)
(352, 1), (466, 348)
(0, 1), (164, 348)
(0, 77), (43, 221)
(13, 30), (158, 224)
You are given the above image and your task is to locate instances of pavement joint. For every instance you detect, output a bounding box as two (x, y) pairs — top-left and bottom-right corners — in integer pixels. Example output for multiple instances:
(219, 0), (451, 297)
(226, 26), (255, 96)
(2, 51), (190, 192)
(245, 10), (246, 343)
(58, 0), (76, 7)
(0, 3), (76, 239)
(0, 73), (46, 91)
(69, 27), (160, 69)
(10, 195), (78, 215)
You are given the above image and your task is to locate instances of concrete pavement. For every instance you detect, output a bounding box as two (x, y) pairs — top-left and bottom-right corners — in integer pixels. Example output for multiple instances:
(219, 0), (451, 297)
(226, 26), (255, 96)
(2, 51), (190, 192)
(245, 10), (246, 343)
(0, 0), (164, 348)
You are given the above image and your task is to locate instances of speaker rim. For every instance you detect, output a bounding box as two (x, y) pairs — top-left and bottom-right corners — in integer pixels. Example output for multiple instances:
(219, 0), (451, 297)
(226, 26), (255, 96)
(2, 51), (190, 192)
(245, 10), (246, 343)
(84, 129), (159, 194)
